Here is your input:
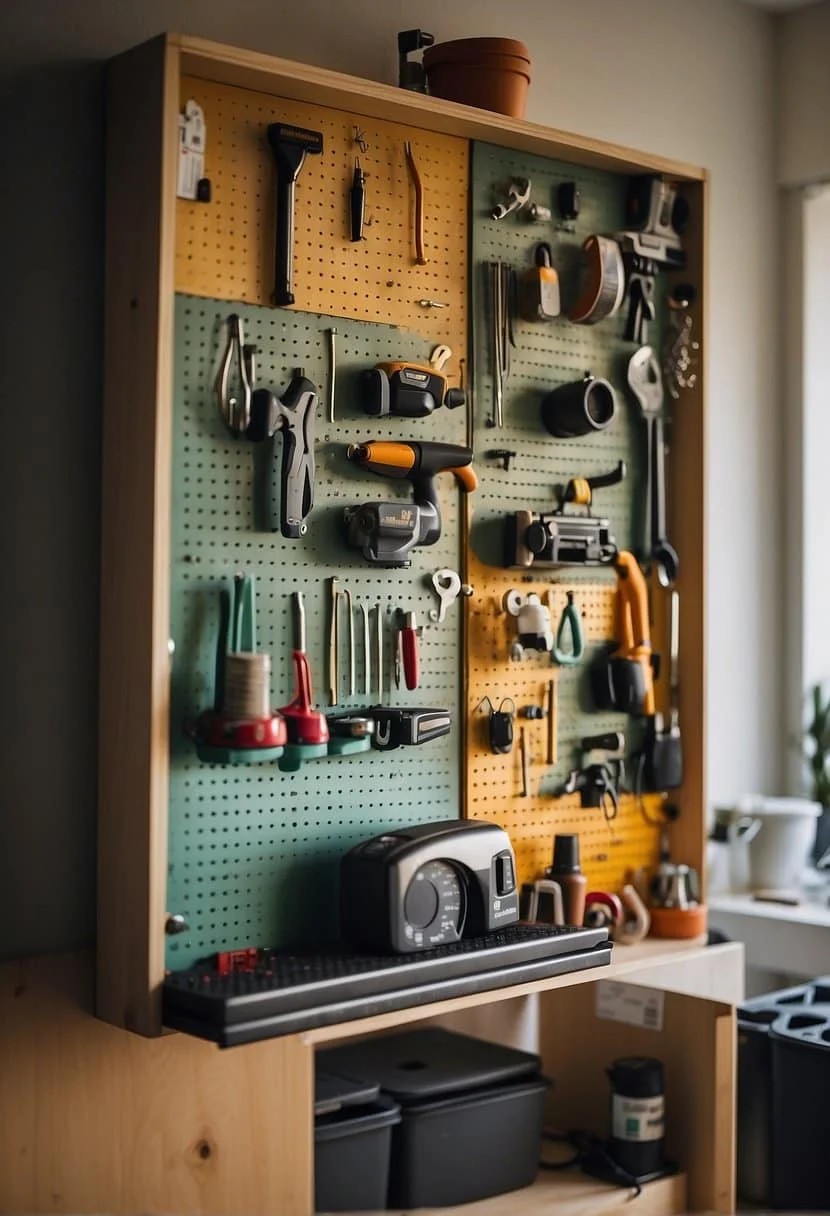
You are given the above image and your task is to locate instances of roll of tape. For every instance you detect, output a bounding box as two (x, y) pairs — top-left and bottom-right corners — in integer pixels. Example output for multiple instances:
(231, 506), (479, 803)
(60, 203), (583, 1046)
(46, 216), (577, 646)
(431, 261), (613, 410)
(568, 235), (625, 325)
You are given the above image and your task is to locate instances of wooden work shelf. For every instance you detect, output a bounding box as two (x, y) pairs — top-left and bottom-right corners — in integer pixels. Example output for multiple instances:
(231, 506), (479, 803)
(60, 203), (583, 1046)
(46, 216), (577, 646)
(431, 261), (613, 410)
(324, 1169), (688, 1216)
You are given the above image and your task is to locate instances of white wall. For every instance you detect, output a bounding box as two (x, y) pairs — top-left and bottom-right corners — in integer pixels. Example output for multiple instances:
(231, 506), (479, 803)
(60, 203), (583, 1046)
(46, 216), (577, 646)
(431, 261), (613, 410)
(777, 0), (830, 187)
(0, 0), (780, 955)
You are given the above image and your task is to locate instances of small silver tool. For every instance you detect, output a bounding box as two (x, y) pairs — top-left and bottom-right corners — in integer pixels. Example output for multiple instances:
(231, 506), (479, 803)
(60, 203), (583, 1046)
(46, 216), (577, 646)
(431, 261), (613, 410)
(328, 577), (339, 705)
(376, 602), (383, 702)
(215, 313), (254, 436)
(360, 602), (371, 695)
(430, 568), (461, 623)
(327, 326), (337, 422)
(345, 587), (355, 698)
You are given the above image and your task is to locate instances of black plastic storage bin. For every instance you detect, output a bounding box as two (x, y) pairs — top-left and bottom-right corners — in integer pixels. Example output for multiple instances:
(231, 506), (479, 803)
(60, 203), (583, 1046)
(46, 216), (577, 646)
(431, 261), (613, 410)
(319, 1027), (550, 1208)
(769, 1009), (830, 1211)
(737, 978), (830, 1209)
(314, 1070), (401, 1212)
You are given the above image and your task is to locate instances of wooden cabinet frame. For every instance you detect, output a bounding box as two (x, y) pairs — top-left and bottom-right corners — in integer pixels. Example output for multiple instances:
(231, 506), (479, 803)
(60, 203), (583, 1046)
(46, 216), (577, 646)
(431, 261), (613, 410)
(98, 33), (708, 1047)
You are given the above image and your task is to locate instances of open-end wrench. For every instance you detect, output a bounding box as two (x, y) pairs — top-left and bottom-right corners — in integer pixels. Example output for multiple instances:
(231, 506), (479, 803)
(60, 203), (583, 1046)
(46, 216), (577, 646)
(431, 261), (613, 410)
(627, 347), (679, 587)
(491, 177), (531, 220)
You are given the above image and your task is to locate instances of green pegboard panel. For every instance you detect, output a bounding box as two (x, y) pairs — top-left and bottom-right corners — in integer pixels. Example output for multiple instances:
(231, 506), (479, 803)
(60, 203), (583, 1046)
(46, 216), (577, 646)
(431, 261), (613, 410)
(469, 140), (664, 566)
(466, 141), (671, 859)
(166, 295), (467, 969)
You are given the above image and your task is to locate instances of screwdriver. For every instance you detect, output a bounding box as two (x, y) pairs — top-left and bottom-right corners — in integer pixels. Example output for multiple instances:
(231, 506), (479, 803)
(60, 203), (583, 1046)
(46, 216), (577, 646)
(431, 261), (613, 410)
(350, 158), (365, 242)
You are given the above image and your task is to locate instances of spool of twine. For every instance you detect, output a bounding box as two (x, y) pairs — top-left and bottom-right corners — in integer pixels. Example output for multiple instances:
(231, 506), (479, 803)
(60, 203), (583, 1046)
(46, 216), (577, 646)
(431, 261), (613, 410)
(223, 652), (271, 719)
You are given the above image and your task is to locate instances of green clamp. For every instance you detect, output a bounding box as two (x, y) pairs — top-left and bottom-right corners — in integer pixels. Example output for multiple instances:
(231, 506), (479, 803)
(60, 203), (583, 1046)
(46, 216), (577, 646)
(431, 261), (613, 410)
(552, 591), (584, 666)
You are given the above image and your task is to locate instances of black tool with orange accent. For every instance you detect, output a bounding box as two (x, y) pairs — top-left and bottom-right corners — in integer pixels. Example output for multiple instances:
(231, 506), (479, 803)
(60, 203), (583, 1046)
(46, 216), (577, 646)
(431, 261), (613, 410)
(362, 360), (465, 418)
(590, 551), (657, 716)
(344, 440), (477, 567)
(505, 461), (625, 568)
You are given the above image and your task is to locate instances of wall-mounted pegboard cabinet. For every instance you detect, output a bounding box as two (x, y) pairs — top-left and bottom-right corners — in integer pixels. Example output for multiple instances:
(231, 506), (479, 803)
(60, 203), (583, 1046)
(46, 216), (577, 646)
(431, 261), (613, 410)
(98, 30), (707, 1058)
(89, 30), (729, 1216)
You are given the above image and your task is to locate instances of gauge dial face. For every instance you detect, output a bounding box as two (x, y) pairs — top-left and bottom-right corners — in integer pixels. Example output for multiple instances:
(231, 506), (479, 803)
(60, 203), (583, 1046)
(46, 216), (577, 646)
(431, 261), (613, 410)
(403, 860), (465, 947)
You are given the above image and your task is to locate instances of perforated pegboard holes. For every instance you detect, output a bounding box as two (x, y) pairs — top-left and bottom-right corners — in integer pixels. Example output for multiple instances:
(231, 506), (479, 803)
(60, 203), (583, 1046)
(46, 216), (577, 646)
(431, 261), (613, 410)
(464, 141), (666, 899)
(175, 76), (468, 363)
(167, 297), (469, 969)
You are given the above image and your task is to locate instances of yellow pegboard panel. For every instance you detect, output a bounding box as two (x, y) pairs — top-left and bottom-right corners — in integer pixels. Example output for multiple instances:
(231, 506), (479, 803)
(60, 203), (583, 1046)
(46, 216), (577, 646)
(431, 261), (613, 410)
(464, 559), (663, 898)
(175, 77), (467, 364)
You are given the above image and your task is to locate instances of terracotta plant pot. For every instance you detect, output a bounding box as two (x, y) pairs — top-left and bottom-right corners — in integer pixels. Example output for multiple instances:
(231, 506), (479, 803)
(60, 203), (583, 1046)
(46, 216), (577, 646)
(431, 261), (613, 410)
(423, 37), (531, 119)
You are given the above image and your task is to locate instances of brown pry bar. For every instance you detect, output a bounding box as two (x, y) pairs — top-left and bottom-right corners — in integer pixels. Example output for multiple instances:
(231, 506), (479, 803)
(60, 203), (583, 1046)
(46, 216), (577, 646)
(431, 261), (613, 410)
(404, 140), (427, 265)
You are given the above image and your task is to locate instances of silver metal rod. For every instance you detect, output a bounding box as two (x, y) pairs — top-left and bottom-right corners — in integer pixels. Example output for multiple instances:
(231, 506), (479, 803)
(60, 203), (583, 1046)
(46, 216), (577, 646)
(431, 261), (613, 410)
(361, 602), (371, 695)
(292, 591), (306, 653)
(376, 603), (383, 703)
(345, 587), (355, 698)
(327, 327), (337, 423)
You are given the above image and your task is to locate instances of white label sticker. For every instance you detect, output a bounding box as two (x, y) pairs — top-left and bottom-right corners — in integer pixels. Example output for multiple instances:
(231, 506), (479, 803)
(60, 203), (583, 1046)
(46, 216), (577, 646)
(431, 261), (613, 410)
(596, 981), (664, 1032)
(612, 1093), (665, 1142)
(177, 100), (206, 200)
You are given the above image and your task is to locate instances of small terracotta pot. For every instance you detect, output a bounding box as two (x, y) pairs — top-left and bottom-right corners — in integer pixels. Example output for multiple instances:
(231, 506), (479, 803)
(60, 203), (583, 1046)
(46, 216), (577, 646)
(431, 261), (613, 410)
(423, 37), (531, 119)
(648, 904), (708, 940)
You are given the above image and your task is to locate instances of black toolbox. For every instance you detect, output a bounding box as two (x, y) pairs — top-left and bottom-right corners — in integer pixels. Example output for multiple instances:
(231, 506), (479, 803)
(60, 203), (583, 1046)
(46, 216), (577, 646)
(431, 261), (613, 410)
(319, 1027), (550, 1208)
(314, 1070), (401, 1212)
(738, 978), (830, 1209)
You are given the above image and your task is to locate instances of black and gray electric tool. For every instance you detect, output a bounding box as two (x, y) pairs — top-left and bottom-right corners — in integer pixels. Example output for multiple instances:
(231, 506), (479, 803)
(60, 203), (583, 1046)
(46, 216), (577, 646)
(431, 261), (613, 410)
(361, 361), (465, 418)
(247, 371), (319, 538)
(368, 706), (451, 750)
(267, 123), (323, 306)
(505, 461), (625, 568)
(345, 440), (477, 567)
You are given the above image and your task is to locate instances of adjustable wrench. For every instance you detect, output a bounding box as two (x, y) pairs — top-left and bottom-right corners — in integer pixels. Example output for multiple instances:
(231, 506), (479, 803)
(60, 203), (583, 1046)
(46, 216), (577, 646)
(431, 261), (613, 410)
(627, 347), (678, 587)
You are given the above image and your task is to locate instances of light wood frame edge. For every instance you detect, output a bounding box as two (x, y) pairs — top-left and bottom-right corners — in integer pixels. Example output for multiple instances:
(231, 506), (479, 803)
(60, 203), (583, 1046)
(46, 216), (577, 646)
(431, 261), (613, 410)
(97, 35), (179, 1035)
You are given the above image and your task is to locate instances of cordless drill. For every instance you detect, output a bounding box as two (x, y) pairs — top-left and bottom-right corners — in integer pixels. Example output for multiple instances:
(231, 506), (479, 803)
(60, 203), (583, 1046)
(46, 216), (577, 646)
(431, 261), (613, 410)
(344, 440), (477, 567)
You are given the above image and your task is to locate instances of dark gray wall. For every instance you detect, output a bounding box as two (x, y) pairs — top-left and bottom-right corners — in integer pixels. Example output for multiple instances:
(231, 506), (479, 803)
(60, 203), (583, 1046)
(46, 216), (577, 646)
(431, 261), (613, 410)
(0, 0), (780, 958)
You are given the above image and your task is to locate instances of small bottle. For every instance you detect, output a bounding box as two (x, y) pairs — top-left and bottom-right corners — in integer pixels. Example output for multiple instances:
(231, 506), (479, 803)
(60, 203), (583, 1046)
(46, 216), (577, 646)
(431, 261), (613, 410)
(546, 834), (587, 925)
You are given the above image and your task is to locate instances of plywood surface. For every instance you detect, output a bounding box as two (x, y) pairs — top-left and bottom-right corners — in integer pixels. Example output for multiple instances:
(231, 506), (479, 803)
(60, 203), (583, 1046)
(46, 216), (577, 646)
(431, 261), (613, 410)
(1, 952), (313, 1216)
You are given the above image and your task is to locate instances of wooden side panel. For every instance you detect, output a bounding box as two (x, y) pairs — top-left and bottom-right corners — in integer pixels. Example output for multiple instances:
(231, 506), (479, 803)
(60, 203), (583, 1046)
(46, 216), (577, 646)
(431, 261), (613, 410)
(538, 981), (735, 1214)
(1, 953), (313, 1215)
(664, 177), (707, 884)
(97, 36), (179, 1034)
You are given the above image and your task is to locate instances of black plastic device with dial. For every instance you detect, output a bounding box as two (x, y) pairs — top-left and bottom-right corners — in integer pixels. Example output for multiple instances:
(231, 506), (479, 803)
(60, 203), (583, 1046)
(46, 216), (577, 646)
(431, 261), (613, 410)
(340, 819), (520, 954)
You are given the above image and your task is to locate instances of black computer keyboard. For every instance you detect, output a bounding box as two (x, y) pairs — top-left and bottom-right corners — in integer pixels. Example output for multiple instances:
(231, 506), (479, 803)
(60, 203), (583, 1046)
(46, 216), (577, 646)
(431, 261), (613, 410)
(163, 923), (611, 1046)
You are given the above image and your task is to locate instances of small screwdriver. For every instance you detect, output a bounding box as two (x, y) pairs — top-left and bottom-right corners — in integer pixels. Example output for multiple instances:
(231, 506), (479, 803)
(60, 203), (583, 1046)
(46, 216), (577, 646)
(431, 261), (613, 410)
(350, 158), (365, 242)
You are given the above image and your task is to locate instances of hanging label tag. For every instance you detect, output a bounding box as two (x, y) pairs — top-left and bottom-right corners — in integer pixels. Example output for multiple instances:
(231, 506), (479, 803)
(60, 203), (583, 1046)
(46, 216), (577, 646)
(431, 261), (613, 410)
(612, 1093), (665, 1142)
(178, 100), (206, 200)
(596, 981), (664, 1031)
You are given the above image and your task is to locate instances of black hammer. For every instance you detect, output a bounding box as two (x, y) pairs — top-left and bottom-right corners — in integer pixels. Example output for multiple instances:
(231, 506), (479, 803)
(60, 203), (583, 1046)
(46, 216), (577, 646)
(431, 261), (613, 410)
(267, 123), (323, 306)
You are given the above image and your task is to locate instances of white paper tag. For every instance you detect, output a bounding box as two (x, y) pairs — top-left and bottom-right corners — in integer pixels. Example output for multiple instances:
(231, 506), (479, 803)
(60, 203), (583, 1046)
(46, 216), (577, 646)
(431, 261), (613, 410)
(177, 100), (206, 200)
(596, 981), (664, 1032)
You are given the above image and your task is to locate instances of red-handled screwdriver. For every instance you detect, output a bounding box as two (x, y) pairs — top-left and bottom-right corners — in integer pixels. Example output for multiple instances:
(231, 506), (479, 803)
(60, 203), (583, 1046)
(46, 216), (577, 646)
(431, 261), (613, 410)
(402, 611), (419, 690)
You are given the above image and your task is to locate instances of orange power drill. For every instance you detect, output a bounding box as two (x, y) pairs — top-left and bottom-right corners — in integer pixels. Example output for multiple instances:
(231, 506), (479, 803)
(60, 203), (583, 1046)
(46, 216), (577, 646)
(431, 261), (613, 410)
(344, 440), (477, 567)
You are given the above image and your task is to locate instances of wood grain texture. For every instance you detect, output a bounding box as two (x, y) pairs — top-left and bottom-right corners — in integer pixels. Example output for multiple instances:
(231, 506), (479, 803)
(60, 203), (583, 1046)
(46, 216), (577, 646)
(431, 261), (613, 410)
(1, 953), (313, 1215)
(97, 36), (179, 1034)
(174, 35), (705, 183)
(538, 979), (735, 1215)
(663, 177), (708, 884)
(325, 1170), (687, 1215)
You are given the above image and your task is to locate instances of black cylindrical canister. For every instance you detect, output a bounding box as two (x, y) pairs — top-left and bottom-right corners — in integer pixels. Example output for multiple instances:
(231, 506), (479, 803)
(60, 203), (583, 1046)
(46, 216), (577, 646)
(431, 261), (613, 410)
(541, 374), (617, 438)
(606, 1056), (665, 1177)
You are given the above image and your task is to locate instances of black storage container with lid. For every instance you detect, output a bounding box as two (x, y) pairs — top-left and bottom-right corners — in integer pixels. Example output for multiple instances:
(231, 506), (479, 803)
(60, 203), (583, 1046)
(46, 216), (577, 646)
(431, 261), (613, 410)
(737, 976), (830, 1208)
(314, 1070), (400, 1212)
(319, 1027), (550, 1208)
